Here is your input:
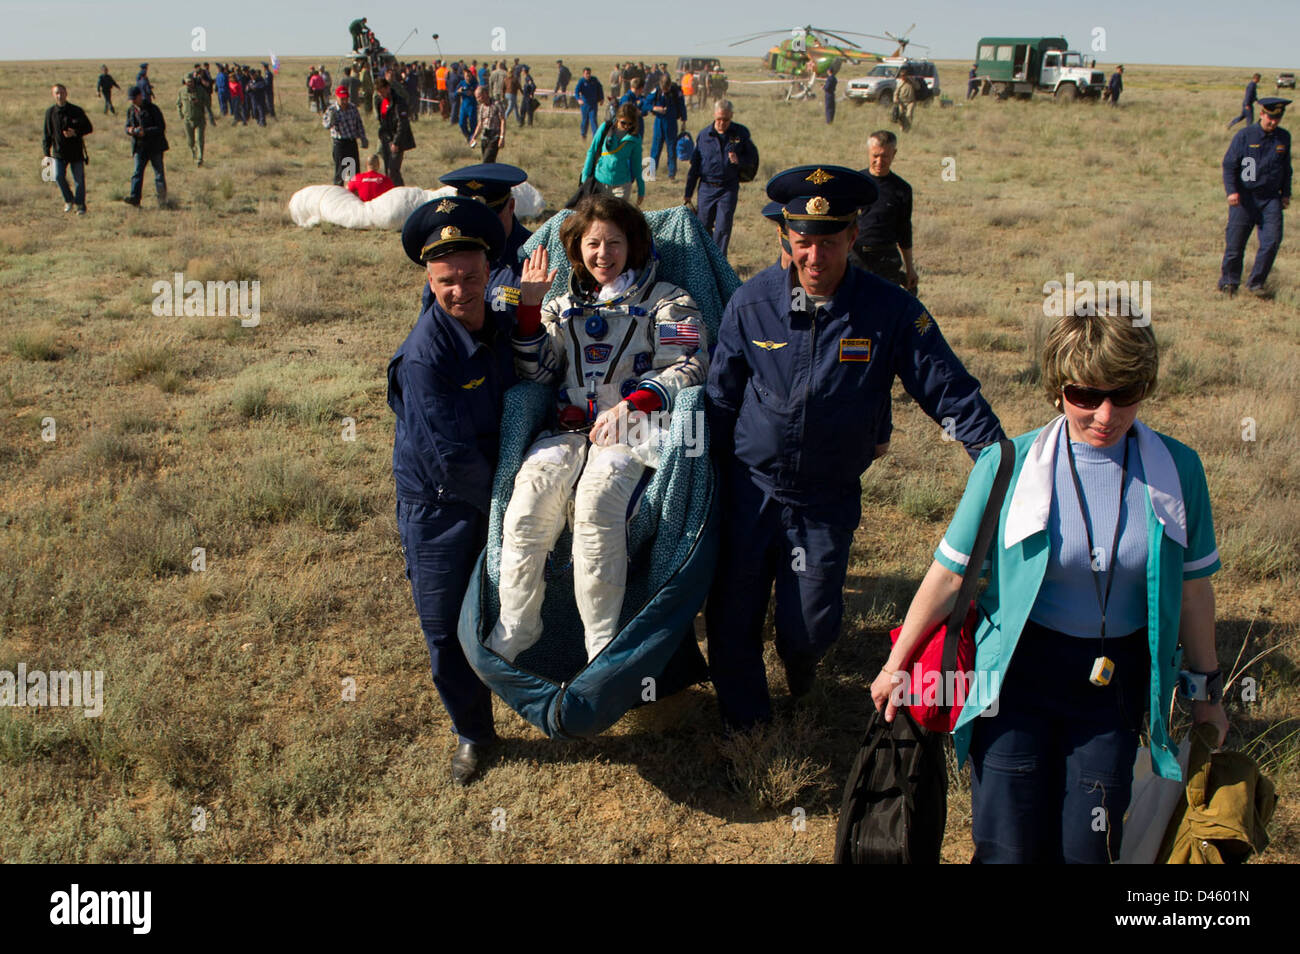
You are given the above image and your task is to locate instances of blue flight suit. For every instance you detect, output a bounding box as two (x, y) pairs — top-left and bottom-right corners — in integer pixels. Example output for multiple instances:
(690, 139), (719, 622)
(215, 70), (230, 115)
(1220, 120), (1292, 290)
(684, 120), (754, 258)
(824, 72), (837, 124)
(388, 292), (518, 745)
(642, 86), (686, 179)
(1228, 80), (1258, 129)
(248, 77), (267, 125)
(575, 75), (603, 139)
(705, 264), (1004, 728)
(457, 79), (477, 141)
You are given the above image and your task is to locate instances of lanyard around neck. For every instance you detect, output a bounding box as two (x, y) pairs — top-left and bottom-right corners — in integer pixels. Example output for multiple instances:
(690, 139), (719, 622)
(1064, 431), (1131, 643)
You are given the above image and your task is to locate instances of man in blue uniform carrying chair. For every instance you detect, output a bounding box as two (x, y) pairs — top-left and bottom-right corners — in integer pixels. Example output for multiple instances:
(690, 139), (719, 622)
(704, 165), (1005, 731)
(389, 196), (516, 785)
(1219, 97), (1291, 298)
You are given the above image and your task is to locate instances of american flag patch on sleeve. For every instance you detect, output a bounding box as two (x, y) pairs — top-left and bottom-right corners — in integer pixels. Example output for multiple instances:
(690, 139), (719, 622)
(659, 322), (700, 347)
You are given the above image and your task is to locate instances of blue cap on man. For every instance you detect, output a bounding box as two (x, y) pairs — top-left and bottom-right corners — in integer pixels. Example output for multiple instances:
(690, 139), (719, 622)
(1259, 97), (1291, 117)
(402, 195), (506, 266)
(439, 163), (528, 210)
(766, 165), (877, 235)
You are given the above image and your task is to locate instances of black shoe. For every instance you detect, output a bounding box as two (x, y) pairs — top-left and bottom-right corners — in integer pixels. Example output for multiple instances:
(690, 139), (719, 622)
(122, 196), (140, 206)
(785, 657), (819, 699)
(1247, 284), (1272, 299)
(1218, 284), (1237, 297)
(451, 741), (493, 786)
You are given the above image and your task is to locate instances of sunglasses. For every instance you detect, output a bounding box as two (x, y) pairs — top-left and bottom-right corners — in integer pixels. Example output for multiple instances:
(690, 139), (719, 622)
(1061, 382), (1146, 410)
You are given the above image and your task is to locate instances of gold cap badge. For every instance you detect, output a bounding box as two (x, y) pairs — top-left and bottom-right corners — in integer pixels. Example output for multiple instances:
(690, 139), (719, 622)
(806, 196), (830, 215)
(441, 225), (462, 239)
(463, 180), (483, 190)
(435, 199), (456, 213)
(805, 168), (834, 185)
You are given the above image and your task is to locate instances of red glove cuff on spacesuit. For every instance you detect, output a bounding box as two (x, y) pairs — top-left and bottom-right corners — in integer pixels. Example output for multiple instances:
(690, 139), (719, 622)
(624, 388), (663, 413)
(516, 303), (543, 337)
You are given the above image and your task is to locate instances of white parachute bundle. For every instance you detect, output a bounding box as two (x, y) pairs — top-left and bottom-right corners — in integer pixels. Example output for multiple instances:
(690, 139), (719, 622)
(288, 182), (546, 229)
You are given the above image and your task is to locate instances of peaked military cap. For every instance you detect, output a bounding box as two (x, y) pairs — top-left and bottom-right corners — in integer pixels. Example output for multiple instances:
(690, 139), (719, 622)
(439, 163), (528, 209)
(761, 200), (786, 227)
(765, 165), (878, 235)
(402, 195), (506, 265)
(1259, 97), (1291, 117)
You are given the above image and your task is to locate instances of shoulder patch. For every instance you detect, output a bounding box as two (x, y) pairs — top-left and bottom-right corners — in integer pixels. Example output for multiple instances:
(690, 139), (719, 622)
(751, 339), (788, 351)
(913, 311), (933, 336)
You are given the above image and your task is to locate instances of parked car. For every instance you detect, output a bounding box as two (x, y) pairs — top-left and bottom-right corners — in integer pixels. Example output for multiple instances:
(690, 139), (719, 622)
(1279, 72), (1296, 89)
(845, 58), (939, 104)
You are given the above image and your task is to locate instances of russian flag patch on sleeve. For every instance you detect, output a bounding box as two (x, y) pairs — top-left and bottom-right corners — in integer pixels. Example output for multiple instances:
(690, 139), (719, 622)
(839, 338), (872, 362)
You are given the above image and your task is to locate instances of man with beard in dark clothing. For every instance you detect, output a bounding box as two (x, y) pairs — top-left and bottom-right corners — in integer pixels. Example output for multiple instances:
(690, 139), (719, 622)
(44, 84), (93, 215)
(850, 129), (917, 293)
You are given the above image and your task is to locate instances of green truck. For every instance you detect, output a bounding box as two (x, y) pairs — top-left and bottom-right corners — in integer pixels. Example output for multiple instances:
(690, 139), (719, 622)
(974, 36), (1107, 101)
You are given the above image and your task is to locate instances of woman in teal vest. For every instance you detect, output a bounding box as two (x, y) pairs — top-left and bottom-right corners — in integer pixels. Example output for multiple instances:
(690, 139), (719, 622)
(872, 312), (1227, 863)
(580, 104), (645, 206)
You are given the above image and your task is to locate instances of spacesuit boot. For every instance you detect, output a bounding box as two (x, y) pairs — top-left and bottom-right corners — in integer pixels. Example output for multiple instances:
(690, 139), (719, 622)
(488, 433), (588, 662)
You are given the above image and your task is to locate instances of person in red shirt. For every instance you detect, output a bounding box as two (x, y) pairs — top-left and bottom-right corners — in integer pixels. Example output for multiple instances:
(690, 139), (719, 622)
(347, 153), (394, 201)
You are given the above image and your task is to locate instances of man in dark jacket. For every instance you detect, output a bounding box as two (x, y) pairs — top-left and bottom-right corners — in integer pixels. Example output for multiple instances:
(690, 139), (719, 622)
(123, 85), (167, 207)
(1107, 65), (1124, 107)
(44, 84), (93, 215)
(1228, 73), (1261, 130)
(96, 66), (120, 114)
(375, 78), (415, 185)
(683, 99), (756, 258)
(136, 63), (153, 104)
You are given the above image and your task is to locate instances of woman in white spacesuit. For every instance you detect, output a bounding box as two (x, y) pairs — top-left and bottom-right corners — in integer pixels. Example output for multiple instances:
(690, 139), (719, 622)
(488, 194), (708, 664)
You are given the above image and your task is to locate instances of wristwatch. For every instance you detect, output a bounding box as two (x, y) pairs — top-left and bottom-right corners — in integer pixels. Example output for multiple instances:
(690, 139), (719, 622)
(1177, 669), (1223, 705)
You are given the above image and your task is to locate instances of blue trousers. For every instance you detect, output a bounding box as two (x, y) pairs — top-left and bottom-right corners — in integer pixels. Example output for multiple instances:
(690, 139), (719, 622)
(580, 102), (597, 138)
(129, 149), (166, 202)
(250, 94), (266, 126)
(824, 93), (835, 124)
(397, 500), (495, 745)
(969, 623), (1148, 864)
(459, 100), (477, 141)
(650, 118), (678, 179)
(705, 468), (857, 728)
(697, 181), (739, 258)
(1227, 104), (1254, 129)
(217, 89), (229, 115)
(1220, 192), (1284, 289)
(54, 158), (85, 208)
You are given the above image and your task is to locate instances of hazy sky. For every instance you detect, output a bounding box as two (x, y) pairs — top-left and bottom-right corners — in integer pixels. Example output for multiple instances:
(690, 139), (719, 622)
(1, 0), (1294, 68)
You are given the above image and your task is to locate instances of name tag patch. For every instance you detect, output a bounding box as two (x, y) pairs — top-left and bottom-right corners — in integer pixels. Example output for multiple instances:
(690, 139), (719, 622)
(584, 343), (613, 364)
(839, 338), (872, 362)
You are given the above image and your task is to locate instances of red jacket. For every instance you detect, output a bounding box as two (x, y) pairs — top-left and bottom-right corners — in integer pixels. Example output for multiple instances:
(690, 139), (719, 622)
(348, 169), (394, 201)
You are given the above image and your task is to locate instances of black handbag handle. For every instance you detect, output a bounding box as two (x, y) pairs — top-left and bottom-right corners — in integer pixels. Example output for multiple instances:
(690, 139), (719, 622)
(939, 439), (1015, 680)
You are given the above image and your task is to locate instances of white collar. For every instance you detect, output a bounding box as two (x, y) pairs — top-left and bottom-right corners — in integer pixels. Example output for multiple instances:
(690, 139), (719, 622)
(1004, 415), (1188, 549)
(595, 270), (637, 303)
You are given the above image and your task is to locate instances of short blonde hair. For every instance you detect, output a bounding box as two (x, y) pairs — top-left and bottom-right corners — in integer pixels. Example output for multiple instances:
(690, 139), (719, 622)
(1041, 313), (1158, 408)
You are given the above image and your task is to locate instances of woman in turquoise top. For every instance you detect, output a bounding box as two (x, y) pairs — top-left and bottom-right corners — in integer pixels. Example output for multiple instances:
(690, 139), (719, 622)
(580, 104), (645, 206)
(871, 312), (1227, 863)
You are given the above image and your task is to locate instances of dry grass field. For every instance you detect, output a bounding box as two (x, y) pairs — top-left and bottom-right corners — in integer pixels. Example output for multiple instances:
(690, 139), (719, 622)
(0, 53), (1296, 864)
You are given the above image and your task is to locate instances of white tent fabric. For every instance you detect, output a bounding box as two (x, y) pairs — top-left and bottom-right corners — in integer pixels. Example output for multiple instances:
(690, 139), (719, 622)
(288, 181), (546, 229)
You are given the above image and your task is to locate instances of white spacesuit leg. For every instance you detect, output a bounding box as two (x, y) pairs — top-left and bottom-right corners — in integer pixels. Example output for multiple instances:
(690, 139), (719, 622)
(572, 442), (649, 662)
(488, 433), (588, 662)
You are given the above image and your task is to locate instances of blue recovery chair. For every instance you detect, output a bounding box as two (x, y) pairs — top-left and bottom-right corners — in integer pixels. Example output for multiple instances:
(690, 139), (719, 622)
(457, 206), (740, 739)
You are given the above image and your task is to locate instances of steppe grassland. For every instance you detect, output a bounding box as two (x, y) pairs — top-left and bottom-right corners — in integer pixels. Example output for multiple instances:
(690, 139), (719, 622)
(0, 56), (1295, 862)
